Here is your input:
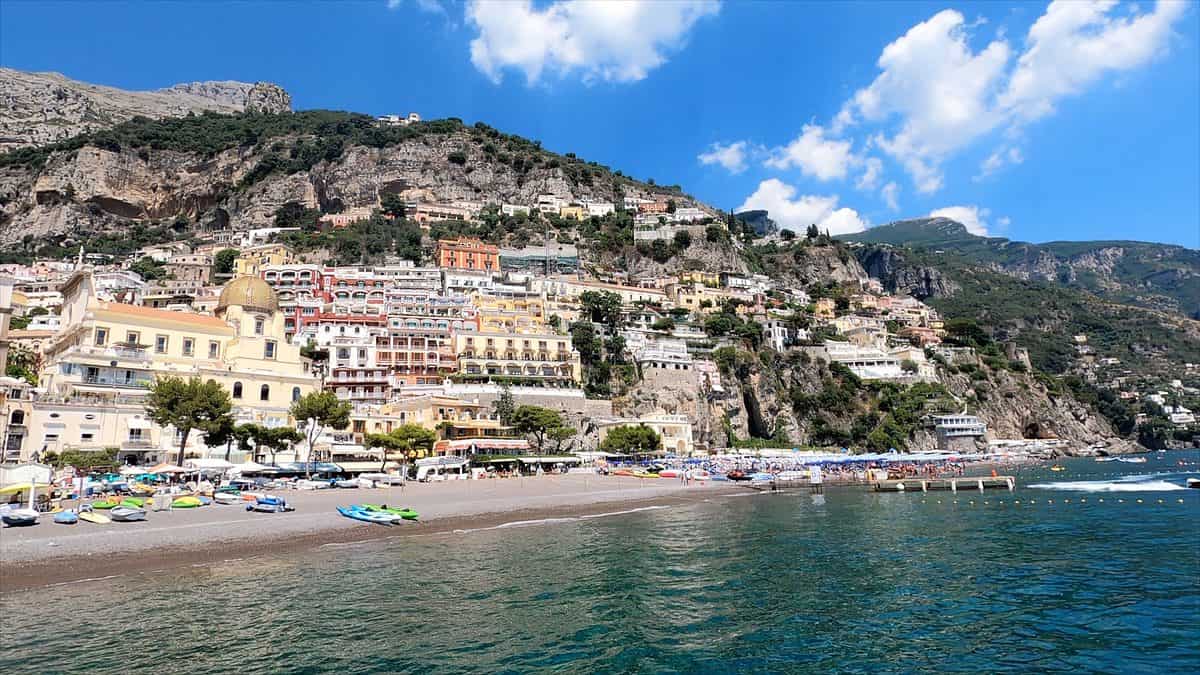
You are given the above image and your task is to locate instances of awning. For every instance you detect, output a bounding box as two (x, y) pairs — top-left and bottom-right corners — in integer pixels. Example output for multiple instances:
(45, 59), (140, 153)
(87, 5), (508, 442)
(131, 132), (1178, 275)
(230, 461), (271, 473)
(126, 417), (153, 430)
(518, 456), (582, 464)
(184, 458), (233, 470)
(148, 462), (186, 473)
(336, 461), (400, 472)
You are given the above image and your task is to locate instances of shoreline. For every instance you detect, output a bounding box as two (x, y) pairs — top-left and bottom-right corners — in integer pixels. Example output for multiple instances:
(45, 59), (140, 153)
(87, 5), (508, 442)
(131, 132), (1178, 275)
(1, 476), (741, 593)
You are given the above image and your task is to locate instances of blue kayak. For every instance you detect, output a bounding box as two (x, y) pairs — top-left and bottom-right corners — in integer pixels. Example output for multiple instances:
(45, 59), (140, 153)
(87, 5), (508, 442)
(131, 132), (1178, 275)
(54, 510), (79, 525)
(336, 506), (396, 525)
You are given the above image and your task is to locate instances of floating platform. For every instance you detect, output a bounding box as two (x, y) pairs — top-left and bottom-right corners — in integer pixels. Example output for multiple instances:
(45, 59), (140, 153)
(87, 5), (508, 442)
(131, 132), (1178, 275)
(872, 476), (1015, 492)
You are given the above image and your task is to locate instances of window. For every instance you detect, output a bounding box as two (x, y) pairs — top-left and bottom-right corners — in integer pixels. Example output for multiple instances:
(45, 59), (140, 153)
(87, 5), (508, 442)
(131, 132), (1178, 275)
(126, 331), (140, 345)
(264, 340), (277, 359)
(260, 384), (270, 401)
(95, 328), (108, 346)
(232, 382), (243, 399)
(179, 338), (194, 357)
(292, 387), (301, 402)
(209, 341), (219, 359)
(9, 410), (24, 426)
(254, 318), (265, 335)
(154, 335), (168, 353)
(81, 433), (94, 442)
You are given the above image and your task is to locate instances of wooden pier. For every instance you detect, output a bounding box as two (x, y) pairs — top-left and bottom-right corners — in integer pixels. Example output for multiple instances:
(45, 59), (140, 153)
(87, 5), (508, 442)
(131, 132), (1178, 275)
(871, 476), (1015, 493)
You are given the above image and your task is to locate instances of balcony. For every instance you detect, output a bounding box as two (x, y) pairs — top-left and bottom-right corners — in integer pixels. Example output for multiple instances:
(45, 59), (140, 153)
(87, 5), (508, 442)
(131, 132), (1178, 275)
(80, 375), (153, 389)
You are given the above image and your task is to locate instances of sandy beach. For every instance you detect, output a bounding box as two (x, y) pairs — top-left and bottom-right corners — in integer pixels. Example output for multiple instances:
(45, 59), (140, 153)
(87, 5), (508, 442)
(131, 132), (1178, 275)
(0, 475), (740, 592)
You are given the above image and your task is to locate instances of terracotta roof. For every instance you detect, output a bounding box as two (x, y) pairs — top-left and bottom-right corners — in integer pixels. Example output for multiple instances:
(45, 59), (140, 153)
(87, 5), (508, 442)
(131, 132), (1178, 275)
(95, 302), (230, 329)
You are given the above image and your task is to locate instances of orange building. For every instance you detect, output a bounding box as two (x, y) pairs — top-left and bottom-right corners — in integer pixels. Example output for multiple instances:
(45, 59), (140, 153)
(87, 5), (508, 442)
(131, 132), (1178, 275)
(435, 238), (499, 271)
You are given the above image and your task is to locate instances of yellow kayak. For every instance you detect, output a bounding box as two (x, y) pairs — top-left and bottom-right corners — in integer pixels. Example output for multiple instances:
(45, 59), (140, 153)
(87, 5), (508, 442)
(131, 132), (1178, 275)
(78, 511), (111, 524)
(172, 496), (203, 508)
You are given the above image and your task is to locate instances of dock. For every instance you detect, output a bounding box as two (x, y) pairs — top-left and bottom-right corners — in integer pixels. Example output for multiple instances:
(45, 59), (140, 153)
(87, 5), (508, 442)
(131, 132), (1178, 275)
(871, 476), (1015, 492)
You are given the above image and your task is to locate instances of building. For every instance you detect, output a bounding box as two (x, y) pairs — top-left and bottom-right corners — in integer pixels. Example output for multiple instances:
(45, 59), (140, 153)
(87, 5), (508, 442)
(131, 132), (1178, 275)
(234, 244), (296, 278)
(536, 194), (565, 214)
(596, 411), (695, 456)
(543, 277), (668, 305)
(165, 253), (213, 284)
(582, 201), (614, 217)
(932, 414), (987, 451)
(435, 238), (500, 271)
(558, 205), (586, 220)
(377, 112), (421, 126)
(318, 207), (374, 229)
(410, 203), (477, 226)
(26, 273), (319, 464)
(501, 204), (531, 217)
(498, 244), (580, 274)
(453, 329), (581, 386)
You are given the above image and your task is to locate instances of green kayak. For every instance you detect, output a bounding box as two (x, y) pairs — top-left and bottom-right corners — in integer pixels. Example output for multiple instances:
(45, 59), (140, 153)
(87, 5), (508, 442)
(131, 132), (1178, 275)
(121, 497), (144, 508)
(91, 499), (119, 510)
(362, 504), (418, 520)
(172, 496), (202, 509)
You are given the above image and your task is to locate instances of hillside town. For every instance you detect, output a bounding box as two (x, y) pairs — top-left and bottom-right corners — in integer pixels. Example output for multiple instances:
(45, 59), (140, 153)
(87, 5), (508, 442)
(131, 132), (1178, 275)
(0, 190), (1009, 474)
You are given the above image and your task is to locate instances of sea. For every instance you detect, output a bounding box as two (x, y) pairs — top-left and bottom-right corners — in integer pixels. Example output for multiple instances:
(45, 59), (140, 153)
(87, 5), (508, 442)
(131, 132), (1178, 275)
(3, 452), (1198, 674)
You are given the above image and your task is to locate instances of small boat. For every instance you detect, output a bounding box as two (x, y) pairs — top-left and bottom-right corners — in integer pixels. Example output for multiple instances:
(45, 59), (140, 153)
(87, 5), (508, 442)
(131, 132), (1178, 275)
(337, 505), (396, 525)
(1050, 465), (1066, 472)
(726, 470), (751, 482)
(109, 506), (147, 522)
(1117, 457), (1148, 464)
(1187, 478), (1200, 489)
(334, 479), (359, 489)
(172, 496), (202, 509)
(1095, 457), (1117, 463)
(1, 508), (39, 527)
(91, 499), (120, 510)
(121, 497), (145, 508)
(245, 496), (292, 513)
(77, 510), (111, 524)
(54, 510), (79, 525)
(361, 504), (419, 520)
(658, 469), (681, 478)
(213, 492), (242, 505)
(691, 470), (712, 481)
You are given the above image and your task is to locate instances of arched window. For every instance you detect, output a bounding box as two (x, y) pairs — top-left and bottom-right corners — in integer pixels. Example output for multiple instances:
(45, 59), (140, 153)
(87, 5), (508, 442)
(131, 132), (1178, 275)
(232, 382), (243, 399)
(292, 387), (301, 402)
(260, 384), (271, 401)
(10, 410), (24, 426)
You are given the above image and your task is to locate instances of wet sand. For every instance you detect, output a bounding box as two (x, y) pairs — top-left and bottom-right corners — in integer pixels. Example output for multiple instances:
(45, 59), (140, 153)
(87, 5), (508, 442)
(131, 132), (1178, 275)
(1, 475), (739, 593)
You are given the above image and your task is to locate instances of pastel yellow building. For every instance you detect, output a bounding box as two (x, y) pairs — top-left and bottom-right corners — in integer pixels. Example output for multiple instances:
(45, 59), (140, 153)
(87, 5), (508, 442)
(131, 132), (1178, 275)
(30, 273), (318, 463)
(558, 205), (586, 220)
(454, 329), (581, 385)
(233, 243), (296, 277)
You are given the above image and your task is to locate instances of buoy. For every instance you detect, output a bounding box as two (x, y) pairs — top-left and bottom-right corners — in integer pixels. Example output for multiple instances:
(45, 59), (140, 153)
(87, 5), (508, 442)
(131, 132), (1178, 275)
(1157, 499), (1163, 504)
(1080, 498), (1086, 503)
(1098, 498), (1104, 503)
(1064, 499), (1070, 504)
(1048, 499), (1053, 504)
(1014, 500), (1021, 505)
(1179, 499), (1185, 504)
(936, 500), (942, 504)
(1118, 499), (1124, 503)
(1136, 499), (1143, 504)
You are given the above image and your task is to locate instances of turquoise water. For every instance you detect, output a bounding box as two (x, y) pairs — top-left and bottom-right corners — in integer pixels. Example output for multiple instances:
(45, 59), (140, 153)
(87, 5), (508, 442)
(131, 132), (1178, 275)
(3, 453), (1199, 673)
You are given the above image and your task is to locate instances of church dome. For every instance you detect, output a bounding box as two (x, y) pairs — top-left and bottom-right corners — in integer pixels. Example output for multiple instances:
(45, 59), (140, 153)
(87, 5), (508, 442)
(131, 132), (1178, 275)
(217, 276), (279, 314)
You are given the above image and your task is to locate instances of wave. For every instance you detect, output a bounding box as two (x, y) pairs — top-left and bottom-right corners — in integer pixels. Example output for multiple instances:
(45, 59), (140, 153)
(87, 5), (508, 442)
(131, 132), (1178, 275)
(1028, 479), (1186, 493)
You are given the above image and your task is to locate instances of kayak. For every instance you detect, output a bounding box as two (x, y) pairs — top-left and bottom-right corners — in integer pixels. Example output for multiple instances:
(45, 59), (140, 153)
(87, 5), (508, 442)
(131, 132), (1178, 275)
(110, 506), (147, 522)
(361, 504), (419, 521)
(658, 469), (681, 478)
(213, 492), (242, 505)
(78, 510), (111, 524)
(54, 510), (79, 525)
(337, 506), (397, 525)
(91, 499), (120, 510)
(172, 496), (203, 509)
(245, 496), (292, 513)
(1, 509), (39, 527)
(121, 497), (145, 508)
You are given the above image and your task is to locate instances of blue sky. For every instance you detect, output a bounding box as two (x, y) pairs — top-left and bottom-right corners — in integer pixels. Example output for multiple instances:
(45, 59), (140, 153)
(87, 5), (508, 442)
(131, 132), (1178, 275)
(2, 0), (1197, 247)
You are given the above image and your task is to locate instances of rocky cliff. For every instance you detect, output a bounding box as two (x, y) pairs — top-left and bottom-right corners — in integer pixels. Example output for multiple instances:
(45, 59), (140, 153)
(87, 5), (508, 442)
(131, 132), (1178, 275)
(0, 68), (291, 152)
(857, 247), (958, 299)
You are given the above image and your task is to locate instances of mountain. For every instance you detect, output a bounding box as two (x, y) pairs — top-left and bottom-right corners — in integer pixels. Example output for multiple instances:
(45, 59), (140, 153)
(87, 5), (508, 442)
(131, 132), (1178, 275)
(734, 209), (777, 235)
(0, 68), (291, 152)
(843, 218), (1200, 318)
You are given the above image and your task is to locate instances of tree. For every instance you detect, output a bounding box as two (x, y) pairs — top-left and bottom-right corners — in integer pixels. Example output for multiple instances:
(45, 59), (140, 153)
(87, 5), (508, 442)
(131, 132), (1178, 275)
(290, 391), (352, 476)
(144, 376), (234, 466)
(672, 229), (692, 249)
(780, 229), (796, 241)
(492, 383), (516, 425)
(547, 425), (578, 454)
(213, 248), (239, 275)
(511, 405), (570, 454)
(806, 224), (820, 239)
(901, 359), (919, 373)
(130, 256), (166, 281)
(580, 290), (623, 326)
(366, 424), (435, 472)
(380, 193), (406, 219)
(5, 344), (39, 385)
(262, 427), (303, 466)
(599, 425), (661, 454)
(666, 199), (677, 214)
(651, 317), (676, 332)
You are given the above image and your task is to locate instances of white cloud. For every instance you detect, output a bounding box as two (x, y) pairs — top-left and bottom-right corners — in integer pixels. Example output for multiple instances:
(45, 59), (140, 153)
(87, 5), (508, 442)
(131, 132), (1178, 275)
(465, 0), (720, 85)
(929, 205), (993, 236)
(976, 146), (1024, 180)
(698, 141), (749, 174)
(881, 181), (900, 211)
(1001, 0), (1188, 121)
(836, 1), (1186, 193)
(856, 156), (884, 190)
(737, 179), (867, 235)
(765, 123), (857, 181)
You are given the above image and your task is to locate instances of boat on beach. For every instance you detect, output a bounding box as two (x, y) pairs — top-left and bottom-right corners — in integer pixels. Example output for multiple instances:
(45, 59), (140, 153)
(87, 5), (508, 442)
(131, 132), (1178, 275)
(53, 510), (79, 525)
(337, 505), (400, 525)
(245, 496), (292, 513)
(109, 506), (147, 522)
(77, 508), (110, 524)
(361, 504), (419, 521)
(1, 483), (42, 527)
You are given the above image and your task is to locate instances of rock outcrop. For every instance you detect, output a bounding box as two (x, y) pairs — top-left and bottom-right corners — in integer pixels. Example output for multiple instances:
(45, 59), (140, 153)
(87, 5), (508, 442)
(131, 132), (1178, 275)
(0, 68), (291, 152)
(857, 247), (959, 299)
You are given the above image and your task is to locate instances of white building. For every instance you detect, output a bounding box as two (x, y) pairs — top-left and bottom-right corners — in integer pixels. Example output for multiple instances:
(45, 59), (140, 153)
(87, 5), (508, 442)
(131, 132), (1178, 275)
(501, 204), (532, 217)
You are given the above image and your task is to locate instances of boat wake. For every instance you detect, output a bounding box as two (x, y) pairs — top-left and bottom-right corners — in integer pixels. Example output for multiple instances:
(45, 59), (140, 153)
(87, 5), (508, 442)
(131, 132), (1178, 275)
(1030, 473), (1187, 493)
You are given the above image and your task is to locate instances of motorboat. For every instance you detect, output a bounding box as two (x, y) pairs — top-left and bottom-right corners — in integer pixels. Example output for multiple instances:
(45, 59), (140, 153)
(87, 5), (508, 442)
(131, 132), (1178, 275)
(54, 510), (79, 525)
(334, 479), (360, 489)
(109, 506), (147, 522)
(91, 498), (120, 510)
(1095, 457), (1117, 462)
(213, 491), (242, 505)
(295, 479), (331, 490)
(726, 470), (751, 482)
(1117, 457), (1147, 464)
(1, 483), (41, 527)
(1187, 478), (1200, 489)
(77, 509), (110, 524)
(337, 505), (398, 525)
